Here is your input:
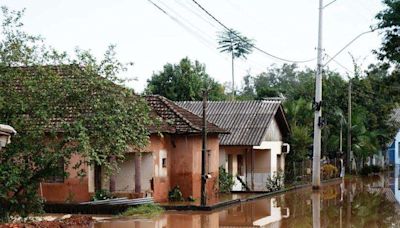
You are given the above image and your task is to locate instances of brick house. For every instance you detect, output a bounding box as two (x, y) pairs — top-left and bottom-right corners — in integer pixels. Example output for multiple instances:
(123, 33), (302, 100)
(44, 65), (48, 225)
(7, 66), (227, 203)
(86, 95), (227, 202)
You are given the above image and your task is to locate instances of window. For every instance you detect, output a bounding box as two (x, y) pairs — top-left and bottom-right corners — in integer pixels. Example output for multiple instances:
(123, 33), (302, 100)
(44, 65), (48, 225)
(162, 158), (167, 168)
(45, 158), (64, 183)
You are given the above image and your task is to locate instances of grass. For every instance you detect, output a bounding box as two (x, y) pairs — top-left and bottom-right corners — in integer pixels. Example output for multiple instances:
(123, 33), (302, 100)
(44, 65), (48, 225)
(120, 204), (164, 218)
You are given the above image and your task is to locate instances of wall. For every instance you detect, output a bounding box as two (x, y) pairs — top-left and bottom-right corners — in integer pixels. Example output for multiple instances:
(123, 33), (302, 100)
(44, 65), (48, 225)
(254, 149), (270, 173)
(254, 141), (284, 174)
(43, 132), (221, 203)
(170, 134), (220, 201)
(41, 153), (90, 203)
(106, 153), (154, 193)
(395, 130), (400, 165)
(144, 134), (171, 202)
(263, 117), (283, 141)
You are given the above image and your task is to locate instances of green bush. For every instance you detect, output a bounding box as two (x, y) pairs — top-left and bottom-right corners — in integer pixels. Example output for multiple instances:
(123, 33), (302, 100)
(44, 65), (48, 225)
(360, 165), (381, 176)
(168, 186), (184, 202)
(92, 189), (113, 201)
(219, 166), (234, 193)
(266, 171), (285, 192)
(121, 204), (164, 217)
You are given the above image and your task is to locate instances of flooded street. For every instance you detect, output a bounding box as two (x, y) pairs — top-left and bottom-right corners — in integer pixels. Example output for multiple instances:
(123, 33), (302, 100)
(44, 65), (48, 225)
(94, 175), (400, 227)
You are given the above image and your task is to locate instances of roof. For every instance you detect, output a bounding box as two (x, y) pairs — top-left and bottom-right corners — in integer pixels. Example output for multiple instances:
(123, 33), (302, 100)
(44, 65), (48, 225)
(176, 100), (290, 146)
(145, 95), (228, 135)
(4, 65), (89, 131)
(5, 65), (227, 136)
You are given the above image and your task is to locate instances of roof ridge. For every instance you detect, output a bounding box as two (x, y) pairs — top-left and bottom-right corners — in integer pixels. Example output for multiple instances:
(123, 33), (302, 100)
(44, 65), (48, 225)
(157, 96), (202, 131)
(178, 99), (281, 104)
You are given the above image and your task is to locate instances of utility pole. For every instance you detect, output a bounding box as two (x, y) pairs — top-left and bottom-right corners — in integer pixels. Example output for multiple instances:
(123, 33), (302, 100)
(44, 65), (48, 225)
(312, 0), (324, 189)
(347, 81), (352, 173)
(201, 89), (208, 206)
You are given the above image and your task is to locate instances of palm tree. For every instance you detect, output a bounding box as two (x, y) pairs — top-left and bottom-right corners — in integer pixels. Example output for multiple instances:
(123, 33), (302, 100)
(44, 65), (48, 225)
(217, 29), (254, 100)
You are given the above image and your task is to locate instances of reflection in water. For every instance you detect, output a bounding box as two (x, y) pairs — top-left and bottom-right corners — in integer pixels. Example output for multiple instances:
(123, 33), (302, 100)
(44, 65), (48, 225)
(95, 176), (400, 228)
(219, 197), (289, 227)
(311, 191), (320, 228)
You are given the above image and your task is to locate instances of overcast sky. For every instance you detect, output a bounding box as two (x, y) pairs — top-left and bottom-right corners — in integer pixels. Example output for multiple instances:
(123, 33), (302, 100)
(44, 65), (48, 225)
(2, 0), (385, 93)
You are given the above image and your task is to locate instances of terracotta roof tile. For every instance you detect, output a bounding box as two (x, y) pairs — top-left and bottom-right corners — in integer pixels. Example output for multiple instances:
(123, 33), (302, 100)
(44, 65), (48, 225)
(145, 95), (227, 134)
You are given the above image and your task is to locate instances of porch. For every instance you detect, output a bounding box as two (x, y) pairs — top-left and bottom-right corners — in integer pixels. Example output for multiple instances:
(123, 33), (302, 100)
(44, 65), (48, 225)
(221, 142), (288, 191)
(88, 152), (155, 199)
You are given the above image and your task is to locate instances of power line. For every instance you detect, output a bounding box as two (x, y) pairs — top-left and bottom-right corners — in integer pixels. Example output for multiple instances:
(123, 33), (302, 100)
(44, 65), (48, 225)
(324, 29), (376, 66)
(323, 0), (338, 9)
(152, 0), (216, 48)
(147, 0), (268, 73)
(174, 0), (218, 29)
(190, 0), (317, 64)
(324, 53), (353, 74)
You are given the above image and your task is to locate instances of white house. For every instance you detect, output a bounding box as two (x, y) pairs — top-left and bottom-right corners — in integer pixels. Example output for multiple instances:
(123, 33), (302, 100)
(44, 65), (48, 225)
(177, 99), (291, 191)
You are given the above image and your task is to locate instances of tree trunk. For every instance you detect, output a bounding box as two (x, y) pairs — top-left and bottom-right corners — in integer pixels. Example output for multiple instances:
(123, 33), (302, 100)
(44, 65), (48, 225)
(134, 152), (142, 194)
(231, 51), (235, 101)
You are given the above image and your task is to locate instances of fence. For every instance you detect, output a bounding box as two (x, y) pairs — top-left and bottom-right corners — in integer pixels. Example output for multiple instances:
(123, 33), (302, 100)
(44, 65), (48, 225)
(285, 159), (342, 185)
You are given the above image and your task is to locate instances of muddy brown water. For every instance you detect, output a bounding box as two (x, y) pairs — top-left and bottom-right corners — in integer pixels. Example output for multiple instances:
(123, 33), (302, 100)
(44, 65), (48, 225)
(94, 175), (400, 228)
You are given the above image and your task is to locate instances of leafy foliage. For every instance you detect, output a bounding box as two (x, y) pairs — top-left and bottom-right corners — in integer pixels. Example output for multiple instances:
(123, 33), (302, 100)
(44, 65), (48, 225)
(121, 204), (164, 217)
(92, 189), (114, 201)
(376, 0), (400, 63)
(0, 7), (152, 221)
(145, 57), (227, 101)
(359, 165), (381, 176)
(168, 186), (184, 202)
(265, 171), (285, 192)
(218, 166), (234, 193)
(217, 29), (254, 98)
(217, 29), (254, 59)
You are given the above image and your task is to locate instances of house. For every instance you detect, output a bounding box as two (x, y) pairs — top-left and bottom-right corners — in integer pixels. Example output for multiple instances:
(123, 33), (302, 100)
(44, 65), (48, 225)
(387, 109), (400, 167)
(6, 65), (227, 203)
(86, 95), (227, 202)
(43, 95), (227, 203)
(177, 100), (291, 191)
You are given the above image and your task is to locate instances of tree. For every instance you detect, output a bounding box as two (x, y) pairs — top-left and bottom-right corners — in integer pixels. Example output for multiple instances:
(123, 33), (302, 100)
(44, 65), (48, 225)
(0, 7), (152, 221)
(145, 57), (227, 101)
(284, 99), (313, 162)
(236, 73), (256, 100)
(376, 0), (400, 63)
(217, 29), (254, 99)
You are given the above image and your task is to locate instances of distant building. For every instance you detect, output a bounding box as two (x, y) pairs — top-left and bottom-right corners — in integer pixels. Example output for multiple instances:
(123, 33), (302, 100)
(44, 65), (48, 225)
(177, 100), (291, 191)
(386, 109), (400, 167)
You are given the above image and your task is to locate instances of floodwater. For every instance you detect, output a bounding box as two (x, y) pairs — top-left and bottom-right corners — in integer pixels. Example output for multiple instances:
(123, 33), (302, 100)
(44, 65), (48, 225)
(94, 175), (400, 228)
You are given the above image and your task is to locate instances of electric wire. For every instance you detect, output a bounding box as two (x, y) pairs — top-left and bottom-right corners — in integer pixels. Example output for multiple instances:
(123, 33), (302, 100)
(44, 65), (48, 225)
(153, 0), (216, 48)
(190, 0), (317, 64)
(324, 53), (353, 75)
(174, 0), (218, 29)
(147, 0), (268, 74)
(324, 29), (376, 66)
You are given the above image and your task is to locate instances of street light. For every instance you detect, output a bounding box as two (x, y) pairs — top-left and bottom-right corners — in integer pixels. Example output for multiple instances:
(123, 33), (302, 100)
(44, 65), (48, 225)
(0, 124), (17, 149)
